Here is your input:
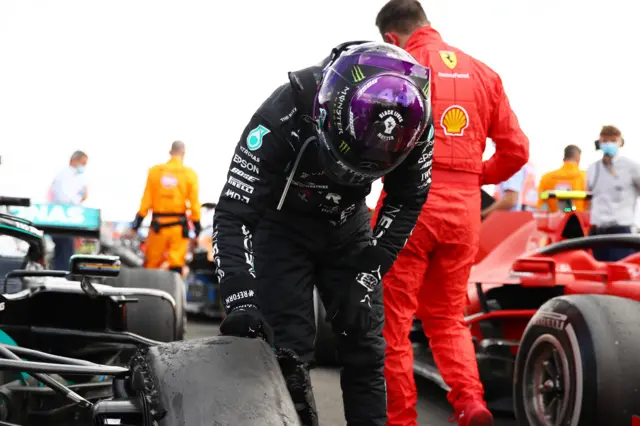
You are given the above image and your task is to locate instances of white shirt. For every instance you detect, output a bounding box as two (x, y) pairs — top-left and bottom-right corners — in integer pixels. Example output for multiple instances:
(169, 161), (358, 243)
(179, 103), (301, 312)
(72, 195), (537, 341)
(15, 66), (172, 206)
(587, 155), (640, 227)
(49, 166), (87, 205)
(495, 167), (526, 211)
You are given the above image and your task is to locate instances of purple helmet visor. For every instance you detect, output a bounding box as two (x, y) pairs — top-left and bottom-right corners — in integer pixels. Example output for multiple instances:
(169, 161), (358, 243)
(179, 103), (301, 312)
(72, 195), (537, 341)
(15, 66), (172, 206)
(316, 58), (430, 177)
(350, 74), (426, 168)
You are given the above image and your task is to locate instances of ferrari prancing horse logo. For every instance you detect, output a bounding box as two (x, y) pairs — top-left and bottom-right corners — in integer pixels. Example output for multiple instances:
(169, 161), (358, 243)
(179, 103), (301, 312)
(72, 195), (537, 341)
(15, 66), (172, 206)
(439, 51), (457, 70)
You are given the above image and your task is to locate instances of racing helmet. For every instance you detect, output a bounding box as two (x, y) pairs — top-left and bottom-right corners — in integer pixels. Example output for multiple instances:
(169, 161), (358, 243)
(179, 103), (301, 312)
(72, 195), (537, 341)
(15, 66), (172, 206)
(313, 41), (431, 185)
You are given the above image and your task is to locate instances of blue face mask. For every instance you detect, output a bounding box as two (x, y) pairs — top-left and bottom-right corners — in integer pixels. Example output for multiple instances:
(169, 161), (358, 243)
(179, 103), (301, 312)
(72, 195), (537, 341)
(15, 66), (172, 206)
(600, 142), (619, 157)
(75, 165), (86, 174)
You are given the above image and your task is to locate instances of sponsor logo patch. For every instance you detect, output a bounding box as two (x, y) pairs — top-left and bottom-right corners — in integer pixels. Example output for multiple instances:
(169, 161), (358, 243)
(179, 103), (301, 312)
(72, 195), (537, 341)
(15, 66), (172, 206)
(438, 72), (469, 79)
(439, 51), (457, 69)
(441, 105), (469, 136)
(230, 167), (259, 183)
(228, 176), (254, 194)
(160, 174), (178, 189)
(224, 188), (249, 204)
(233, 154), (259, 174)
(246, 125), (270, 151)
(351, 65), (365, 83)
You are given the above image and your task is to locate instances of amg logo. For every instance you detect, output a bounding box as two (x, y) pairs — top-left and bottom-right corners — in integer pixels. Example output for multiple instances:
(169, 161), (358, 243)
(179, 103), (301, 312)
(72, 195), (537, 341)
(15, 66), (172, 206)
(224, 189), (250, 204)
(231, 167), (259, 183)
(228, 176), (254, 194)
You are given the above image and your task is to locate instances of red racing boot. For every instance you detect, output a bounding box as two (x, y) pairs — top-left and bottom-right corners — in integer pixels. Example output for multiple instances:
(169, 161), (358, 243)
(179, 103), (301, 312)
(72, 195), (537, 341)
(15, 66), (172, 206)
(450, 400), (494, 426)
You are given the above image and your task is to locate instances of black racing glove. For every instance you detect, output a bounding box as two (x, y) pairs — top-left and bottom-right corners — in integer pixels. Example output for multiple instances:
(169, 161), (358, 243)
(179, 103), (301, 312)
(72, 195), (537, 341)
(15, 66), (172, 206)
(325, 246), (393, 336)
(193, 221), (202, 237)
(131, 213), (144, 231)
(220, 306), (274, 346)
(219, 275), (274, 346)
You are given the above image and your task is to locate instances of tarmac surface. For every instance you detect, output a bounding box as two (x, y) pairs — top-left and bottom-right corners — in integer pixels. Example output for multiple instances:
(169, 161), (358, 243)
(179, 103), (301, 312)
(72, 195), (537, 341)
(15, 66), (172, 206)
(186, 317), (517, 426)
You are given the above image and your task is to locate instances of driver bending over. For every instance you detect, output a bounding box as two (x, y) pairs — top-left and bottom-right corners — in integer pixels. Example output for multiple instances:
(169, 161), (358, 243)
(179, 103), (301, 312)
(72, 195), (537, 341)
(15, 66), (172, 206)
(213, 42), (434, 426)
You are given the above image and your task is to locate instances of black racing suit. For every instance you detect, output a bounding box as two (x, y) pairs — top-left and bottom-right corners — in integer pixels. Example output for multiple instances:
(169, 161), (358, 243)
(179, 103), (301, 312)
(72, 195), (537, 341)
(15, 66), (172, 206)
(213, 64), (434, 425)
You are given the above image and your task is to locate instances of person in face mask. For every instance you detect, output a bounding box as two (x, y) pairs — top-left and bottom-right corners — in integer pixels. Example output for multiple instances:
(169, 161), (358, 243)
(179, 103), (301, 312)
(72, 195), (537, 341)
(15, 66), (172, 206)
(587, 125), (640, 261)
(48, 150), (89, 269)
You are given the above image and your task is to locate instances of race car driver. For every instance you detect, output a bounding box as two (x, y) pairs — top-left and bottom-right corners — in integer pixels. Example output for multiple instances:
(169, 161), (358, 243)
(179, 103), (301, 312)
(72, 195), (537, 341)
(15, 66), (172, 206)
(373, 1), (529, 425)
(213, 41), (434, 426)
(130, 141), (202, 275)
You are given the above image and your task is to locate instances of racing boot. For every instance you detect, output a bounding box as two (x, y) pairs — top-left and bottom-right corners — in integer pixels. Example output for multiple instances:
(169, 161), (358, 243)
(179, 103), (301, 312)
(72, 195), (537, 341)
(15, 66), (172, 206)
(450, 399), (493, 426)
(276, 348), (319, 426)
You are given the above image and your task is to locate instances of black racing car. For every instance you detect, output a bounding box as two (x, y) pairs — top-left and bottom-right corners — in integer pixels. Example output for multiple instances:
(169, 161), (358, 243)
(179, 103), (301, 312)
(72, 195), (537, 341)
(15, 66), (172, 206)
(0, 197), (301, 425)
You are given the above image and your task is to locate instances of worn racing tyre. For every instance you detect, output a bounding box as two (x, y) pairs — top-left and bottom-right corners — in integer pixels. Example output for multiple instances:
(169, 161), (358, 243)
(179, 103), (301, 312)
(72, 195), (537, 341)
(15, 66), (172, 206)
(313, 288), (338, 366)
(108, 267), (186, 342)
(129, 336), (301, 426)
(514, 294), (640, 425)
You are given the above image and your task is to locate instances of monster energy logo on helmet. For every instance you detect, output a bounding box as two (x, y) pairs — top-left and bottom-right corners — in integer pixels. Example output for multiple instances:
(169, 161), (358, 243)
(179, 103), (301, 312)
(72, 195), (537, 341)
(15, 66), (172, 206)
(339, 141), (351, 154)
(351, 65), (365, 83)
(421, 81), (429, 98)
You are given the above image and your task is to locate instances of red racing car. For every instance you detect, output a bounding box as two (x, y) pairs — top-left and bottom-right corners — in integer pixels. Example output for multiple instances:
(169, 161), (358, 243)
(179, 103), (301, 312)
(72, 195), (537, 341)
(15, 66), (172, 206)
(411, 190), (640, 425)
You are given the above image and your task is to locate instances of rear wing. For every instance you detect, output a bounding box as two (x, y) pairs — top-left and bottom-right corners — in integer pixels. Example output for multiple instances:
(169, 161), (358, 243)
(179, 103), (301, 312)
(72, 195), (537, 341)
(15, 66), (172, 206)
(540, 190), (593, 201)
(8, 203), (101, 239)
(540, 190), (592, 212)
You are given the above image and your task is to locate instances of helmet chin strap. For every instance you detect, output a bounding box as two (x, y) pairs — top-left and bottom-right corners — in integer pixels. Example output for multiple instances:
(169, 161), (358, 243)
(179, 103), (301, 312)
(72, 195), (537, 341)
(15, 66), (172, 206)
(277, 136), (316, 211)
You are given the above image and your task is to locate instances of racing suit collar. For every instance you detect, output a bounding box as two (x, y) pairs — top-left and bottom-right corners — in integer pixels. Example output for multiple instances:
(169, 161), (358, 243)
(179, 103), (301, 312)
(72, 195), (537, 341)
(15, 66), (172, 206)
(167, 156), (183, 165)
(405, 26), (443, 51)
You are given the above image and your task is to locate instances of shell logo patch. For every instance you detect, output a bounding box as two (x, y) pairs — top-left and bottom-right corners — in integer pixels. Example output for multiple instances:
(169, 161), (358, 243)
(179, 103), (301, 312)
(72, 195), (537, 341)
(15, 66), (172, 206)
(439, 51), (457, 70)
(441, 105), (469, 136)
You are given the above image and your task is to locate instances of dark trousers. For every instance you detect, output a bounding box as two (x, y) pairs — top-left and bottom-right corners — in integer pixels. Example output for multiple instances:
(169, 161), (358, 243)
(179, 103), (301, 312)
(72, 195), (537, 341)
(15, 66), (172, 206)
(52, 236), (75, 270)
(589, 225), (636, 262)
(254, 208), (386, 426)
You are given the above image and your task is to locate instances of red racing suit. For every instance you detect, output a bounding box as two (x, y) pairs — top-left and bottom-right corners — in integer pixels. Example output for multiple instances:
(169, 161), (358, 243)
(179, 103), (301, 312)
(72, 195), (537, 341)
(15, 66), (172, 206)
(374, 26), (529, 425)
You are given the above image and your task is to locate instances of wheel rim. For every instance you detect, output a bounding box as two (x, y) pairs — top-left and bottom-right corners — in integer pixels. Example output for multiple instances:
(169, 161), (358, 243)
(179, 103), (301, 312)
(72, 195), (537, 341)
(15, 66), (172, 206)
(522, 334), (572, 426)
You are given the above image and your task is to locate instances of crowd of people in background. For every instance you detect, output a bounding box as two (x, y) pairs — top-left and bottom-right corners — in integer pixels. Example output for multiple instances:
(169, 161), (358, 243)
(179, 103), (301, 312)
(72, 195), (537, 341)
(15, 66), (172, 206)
(481, 124), (639, 263)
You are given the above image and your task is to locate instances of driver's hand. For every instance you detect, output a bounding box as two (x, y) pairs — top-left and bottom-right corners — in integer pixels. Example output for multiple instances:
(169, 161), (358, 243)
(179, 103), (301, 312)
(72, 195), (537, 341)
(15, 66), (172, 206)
(220, 305), (274, 346)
